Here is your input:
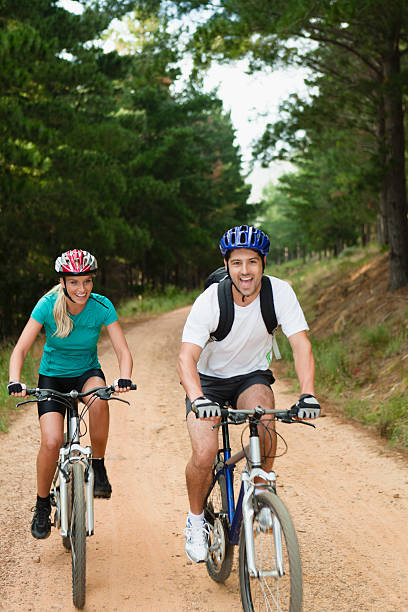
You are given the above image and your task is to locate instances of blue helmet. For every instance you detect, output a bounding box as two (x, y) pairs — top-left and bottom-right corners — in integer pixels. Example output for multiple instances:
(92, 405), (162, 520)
(219, 225), (270, 257)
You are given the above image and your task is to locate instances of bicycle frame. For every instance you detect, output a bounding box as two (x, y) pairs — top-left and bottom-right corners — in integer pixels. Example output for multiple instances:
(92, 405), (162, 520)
(54, 391), (94, 538)
(213, 413), (284, 578)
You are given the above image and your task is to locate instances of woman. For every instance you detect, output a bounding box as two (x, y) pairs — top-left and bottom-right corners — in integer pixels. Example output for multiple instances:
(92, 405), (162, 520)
(8, 249), (133, 539)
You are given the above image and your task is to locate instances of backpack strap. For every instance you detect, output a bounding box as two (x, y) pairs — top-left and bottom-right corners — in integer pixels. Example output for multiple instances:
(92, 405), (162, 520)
(260, 276), (278, 334)
(210, 277), (234, 341)
(210, 274), (278, 345)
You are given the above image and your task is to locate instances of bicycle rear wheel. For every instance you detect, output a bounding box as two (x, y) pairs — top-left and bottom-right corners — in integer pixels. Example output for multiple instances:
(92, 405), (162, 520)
(204, 467), (234, 582)
(70, 462), (87, 609)
(239, 490), (302, 612)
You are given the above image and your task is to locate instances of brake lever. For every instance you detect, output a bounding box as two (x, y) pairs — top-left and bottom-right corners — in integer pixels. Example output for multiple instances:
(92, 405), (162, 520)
(107, 397), (130, 405)
(16, 398), (40, 407)
(293, 418), (316, 428)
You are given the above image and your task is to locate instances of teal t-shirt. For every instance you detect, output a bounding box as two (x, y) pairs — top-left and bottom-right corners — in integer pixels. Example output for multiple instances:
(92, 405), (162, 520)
(31, 292), (118, 377)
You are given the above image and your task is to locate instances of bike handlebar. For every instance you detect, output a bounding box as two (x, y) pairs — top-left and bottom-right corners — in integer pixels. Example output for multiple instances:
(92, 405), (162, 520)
(17, 384), (137, 407)
(219, 405), (316, 427)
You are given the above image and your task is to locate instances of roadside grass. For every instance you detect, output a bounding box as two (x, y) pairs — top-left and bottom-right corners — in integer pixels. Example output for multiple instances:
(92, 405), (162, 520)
(266, 244), (378, 299)
(0, 345), (37, 433)
(117, 285), (199, 318)
(271, 246), (408, 451)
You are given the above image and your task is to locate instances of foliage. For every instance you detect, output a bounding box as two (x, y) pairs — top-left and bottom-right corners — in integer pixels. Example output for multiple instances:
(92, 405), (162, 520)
(0, 344), (37, 432)
(0, 1), (251, 336)
(139, 0), (408, 289)
(270, 245), (408, 449)
(117, 285), (200, 317)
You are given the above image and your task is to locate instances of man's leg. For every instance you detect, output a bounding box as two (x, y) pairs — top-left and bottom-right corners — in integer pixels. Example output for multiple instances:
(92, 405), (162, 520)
(185, 412), (219, 562)
(186, 412), (220, 514)
(236, 383), (276, 472)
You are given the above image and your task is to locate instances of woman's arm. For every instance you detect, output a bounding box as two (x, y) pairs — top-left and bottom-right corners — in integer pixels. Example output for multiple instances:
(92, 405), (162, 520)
(106, 320), (133, 391)
(9, 317), (43, 396)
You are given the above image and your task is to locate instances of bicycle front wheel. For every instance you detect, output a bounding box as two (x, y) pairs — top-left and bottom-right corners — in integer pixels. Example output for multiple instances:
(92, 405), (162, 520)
(62, 474), (73, 551)
(70, 462), (87, 609)
(239, 490), (302, 612)
(204, 469), (234, 582)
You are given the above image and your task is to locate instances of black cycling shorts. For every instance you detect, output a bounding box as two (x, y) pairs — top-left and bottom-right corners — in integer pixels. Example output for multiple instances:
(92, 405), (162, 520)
(37, 368), (106, 418)
(185, 369), (275, 417)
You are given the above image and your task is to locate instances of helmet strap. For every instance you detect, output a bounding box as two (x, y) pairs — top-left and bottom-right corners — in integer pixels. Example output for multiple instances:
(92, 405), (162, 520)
(62, 278), (76, 303)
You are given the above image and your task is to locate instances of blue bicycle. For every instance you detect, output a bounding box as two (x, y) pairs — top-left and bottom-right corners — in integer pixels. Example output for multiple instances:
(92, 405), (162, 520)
(204, 405), (310, 612)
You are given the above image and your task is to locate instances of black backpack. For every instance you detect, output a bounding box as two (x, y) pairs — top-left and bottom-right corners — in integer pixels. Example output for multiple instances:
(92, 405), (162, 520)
(204, 267), (278, 341)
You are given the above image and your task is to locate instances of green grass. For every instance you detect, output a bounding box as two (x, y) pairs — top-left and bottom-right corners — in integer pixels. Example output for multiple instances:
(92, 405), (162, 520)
(270, 244), (408, 450)
(344, 393), (408, 447)
(117, 285), (200, 318)
(378, 393), (408, 445)
(0, 345), (38, 432)
(266, 243), (378, 301)
(276, 330), (355, 396)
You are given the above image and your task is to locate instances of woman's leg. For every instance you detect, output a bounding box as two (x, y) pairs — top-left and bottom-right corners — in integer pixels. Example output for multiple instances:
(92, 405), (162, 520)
(81, 375), (111, 498)
(32, 411), (64, 539)
(37, 411), (64, 496)
(81, 375), (109, 458)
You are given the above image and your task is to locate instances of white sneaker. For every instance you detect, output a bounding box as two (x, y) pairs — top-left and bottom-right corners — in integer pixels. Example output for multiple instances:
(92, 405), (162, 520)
(258, 506), (274, 531)
(185, 517), (210, 563)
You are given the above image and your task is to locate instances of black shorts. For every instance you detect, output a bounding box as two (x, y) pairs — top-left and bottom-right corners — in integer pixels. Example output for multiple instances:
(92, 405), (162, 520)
(37, 368), (106, 418)
(185, 369), (275, 416)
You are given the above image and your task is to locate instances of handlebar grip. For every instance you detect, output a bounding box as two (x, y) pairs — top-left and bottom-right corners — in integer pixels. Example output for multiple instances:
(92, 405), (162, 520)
(130, 383), (137, 391)
(26, 388), (38, 395)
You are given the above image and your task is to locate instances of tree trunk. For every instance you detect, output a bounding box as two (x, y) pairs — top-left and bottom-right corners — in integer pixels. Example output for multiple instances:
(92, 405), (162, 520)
(383, 46), (408, 290)
(376, 98), (389, 245)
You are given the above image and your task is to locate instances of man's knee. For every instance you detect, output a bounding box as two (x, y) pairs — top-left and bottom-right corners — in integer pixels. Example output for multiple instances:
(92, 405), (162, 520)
(187, 413), (218, 470)
(190, 444), (217, 472)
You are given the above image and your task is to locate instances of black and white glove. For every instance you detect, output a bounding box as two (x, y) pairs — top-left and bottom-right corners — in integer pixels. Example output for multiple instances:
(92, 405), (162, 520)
(7, 381), (26, 395)
(191, 396), (221, 419)
(113, 378), (132, 390)
(294, 394), (320, 419)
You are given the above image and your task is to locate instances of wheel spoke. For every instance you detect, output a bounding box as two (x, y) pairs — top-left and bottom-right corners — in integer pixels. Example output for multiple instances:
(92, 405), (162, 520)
(204, 470), (234, 583)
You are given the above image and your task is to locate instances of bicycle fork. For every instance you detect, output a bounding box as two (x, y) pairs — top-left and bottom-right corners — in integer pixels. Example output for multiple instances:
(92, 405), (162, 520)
(241, 468), (284, 578)
(59, 443), (95, 537)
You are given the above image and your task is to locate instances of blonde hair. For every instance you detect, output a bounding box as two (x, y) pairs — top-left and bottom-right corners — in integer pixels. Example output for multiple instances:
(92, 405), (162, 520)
(46, 284), (73, 338)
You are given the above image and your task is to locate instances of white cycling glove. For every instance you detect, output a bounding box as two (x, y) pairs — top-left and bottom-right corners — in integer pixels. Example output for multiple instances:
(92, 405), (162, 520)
(294, 394), (321, 419)
(191, 396), (221, 419)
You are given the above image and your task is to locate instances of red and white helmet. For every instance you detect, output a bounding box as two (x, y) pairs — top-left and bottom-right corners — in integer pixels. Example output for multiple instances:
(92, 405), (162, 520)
(55, 249), (97, 276)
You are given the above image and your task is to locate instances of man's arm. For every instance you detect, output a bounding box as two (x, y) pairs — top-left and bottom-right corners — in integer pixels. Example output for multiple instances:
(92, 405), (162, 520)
(177, 342), (204, 401)
(288, 330), (315, 395)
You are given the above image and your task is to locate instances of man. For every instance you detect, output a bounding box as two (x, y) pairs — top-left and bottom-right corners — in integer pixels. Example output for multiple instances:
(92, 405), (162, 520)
(177, 224), (320, 563)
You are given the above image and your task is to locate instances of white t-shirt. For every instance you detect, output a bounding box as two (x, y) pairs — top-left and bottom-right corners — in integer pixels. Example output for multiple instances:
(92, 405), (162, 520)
(182, 275), (309, 378)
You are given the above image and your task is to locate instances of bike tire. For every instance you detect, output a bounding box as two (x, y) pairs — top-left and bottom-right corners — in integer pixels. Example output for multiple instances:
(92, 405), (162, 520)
(62, 475), (73, 551)
(204, 469), (234, 583)
(61, 434), (72, 551)
(71, 462), (87, 609)
(239, 490), (302, 612)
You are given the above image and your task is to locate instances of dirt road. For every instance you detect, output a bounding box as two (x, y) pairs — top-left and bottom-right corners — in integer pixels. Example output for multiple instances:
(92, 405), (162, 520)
(1, 307), (408, 611)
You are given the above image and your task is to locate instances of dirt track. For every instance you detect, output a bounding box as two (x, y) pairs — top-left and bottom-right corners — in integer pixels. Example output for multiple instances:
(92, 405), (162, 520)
(1, 306), (408, 611)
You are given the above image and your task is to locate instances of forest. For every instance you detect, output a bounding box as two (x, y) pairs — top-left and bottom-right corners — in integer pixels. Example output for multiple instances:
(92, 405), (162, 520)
(2, 0), (408, 336)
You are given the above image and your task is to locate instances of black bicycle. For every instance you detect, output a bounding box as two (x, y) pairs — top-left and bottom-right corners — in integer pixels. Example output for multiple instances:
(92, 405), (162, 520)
(18, 383), (136, 609)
